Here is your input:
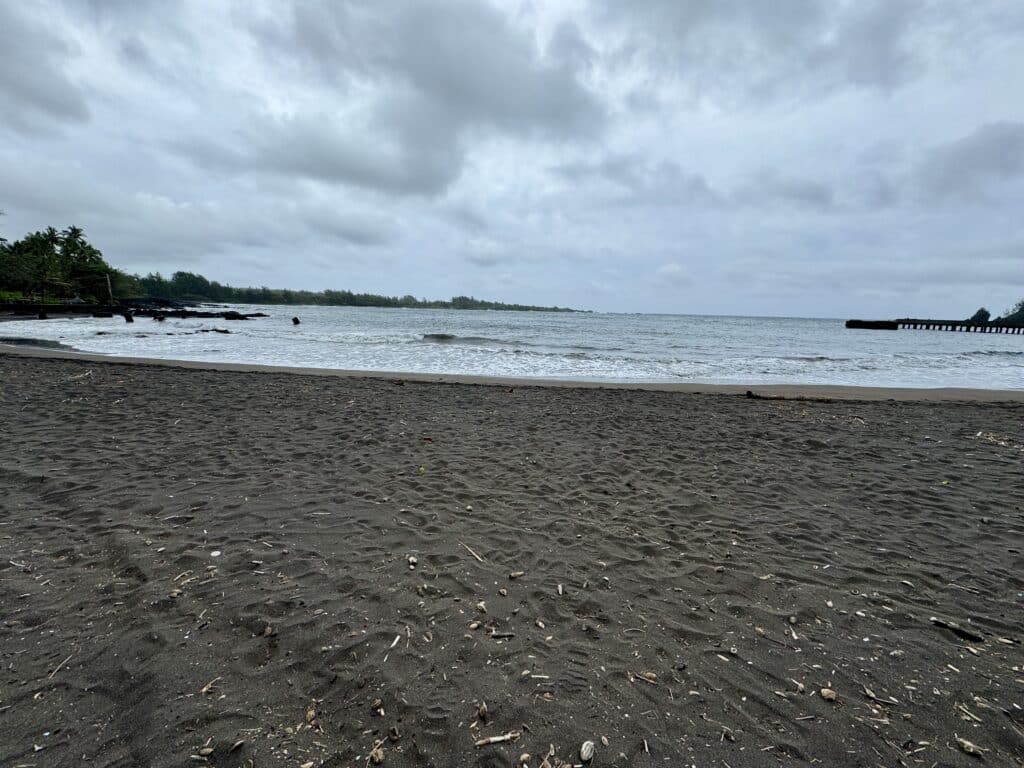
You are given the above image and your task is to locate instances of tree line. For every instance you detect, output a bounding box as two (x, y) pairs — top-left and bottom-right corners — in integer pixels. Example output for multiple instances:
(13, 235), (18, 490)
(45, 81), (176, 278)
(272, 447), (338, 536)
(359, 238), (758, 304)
(0, 224), (575, 312)
(969, 304), (1024, 324)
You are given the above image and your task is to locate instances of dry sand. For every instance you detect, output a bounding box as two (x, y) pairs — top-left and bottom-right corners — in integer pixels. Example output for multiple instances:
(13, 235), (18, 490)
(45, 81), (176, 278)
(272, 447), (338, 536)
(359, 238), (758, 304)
(1, 350), (1022, 767)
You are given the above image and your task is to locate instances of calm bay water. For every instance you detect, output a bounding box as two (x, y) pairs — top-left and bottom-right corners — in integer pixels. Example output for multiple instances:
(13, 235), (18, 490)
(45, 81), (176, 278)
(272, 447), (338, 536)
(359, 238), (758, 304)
(6, 305), (1024, 389)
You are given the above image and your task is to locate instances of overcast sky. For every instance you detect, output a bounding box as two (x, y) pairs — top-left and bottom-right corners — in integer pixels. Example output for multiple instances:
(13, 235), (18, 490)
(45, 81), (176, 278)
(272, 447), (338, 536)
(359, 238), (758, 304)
(2, 1), (1023, 316)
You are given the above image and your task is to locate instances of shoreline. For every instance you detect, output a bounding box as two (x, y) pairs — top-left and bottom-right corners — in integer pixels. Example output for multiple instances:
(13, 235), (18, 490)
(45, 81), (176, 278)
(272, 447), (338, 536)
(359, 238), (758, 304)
(2, 339), (1022, 401)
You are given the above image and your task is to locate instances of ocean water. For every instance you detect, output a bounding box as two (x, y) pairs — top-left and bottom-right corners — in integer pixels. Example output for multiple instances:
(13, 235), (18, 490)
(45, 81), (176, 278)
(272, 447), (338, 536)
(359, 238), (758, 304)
(5, 305), (1023, 389)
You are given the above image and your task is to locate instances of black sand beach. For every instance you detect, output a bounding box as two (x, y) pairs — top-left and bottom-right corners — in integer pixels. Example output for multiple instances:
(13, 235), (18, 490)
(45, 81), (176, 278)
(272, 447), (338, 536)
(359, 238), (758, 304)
(1, 350), (1022, 767)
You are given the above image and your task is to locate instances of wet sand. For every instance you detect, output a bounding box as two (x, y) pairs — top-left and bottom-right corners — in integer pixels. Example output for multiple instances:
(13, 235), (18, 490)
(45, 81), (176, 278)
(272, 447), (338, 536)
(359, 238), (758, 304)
(1, 350), (1022, 767)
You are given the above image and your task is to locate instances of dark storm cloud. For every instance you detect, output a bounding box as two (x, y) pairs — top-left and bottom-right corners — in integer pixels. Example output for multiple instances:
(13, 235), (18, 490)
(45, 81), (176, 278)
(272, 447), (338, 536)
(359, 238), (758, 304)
(0, 5), (90, 133)
(219, 0), (607, 197)
(917, 122), (1024, 202)
(255, 1), (604, 137)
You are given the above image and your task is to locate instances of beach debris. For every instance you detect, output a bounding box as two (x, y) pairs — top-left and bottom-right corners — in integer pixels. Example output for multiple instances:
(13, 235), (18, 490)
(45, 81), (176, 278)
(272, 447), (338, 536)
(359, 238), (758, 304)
(460, 541), (485, 562)
(580, 740), (596, 762)
(499, 587), (508, 596)
(475, 731), (521, 747)
(389, 726), (401, 742)
(956, 703), (983, 723)
(820, 688), (837, 701)
(407, 555), (417, 569)
(634, 671), (658, 685)
(601, 736), (609, 747)
(956, 736), (988, 758)
(557, 583), (564, 596)
(478, 701), (489, 721)
(538, 744), (557, 767)
(519, 753), (531, 765)
(230, 740), (244, 752)
(47, 652), (74, 679)
(476, 600), (487, 613)
(199, 676), (221, 695)
(930, 616), (984, 642)
(862, 686), (898, 706)
(509, 571), (526, 579)
(369, 739), (386, 764)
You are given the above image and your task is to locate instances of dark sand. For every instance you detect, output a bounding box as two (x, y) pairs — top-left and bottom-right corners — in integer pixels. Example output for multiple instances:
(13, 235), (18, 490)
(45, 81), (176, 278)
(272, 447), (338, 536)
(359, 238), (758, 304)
(1, 350), (1022, 768)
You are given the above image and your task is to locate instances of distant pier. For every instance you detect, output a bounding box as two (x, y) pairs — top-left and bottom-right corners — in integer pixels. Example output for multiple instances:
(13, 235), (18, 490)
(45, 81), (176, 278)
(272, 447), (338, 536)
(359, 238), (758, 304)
(846, 318), (1024, 334)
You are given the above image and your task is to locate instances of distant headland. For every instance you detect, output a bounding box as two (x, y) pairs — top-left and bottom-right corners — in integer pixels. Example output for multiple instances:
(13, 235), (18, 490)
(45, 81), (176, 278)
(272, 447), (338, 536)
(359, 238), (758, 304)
(0, 224), (578, 313)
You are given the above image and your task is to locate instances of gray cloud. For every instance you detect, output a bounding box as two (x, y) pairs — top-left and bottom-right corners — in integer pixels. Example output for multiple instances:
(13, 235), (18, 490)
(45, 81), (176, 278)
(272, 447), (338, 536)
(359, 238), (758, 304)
(917, 122), (1024, 202)
(223, 0), (606, 197)
(592, 0), (925, 104)
(0, 5), (90, 133)
(301, 207), (395, 247)
(2, 1), (1023, 317)
(734, 169), (835, 210)
(556, 156), (720, 207)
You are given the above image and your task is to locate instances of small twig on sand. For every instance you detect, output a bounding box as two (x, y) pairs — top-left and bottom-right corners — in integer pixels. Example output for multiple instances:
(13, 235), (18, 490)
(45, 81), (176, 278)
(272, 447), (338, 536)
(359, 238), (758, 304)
(475, 731), (521, 747)
(460, 542), (485, 563)
(47, 653), (74, 679)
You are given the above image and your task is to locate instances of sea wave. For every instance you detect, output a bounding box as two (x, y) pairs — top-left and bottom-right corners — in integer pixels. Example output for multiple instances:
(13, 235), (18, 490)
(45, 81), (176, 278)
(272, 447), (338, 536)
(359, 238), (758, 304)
(420, 333), (626, 353)
(421, 333), (511, 345)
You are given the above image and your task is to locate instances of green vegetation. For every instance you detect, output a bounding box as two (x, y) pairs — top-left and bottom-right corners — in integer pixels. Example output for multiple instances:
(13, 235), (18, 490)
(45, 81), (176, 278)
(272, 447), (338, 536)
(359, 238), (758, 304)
(967, 307), (991, 323)
(0, 223), (575, 312)
(998, 299), (1024, 324)
(135, 271), (574, 311)
(0, 225), (141, 303)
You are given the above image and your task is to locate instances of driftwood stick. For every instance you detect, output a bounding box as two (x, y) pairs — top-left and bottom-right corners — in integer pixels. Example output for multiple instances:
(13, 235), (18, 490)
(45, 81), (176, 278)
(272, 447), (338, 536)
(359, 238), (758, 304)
(460, 541), (485, 563)
(47, 653), (74, 679)
(475, 731), (521, 747)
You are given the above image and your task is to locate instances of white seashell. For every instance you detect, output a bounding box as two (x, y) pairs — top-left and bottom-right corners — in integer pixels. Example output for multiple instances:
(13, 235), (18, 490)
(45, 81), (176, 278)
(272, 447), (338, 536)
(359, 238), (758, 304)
(580, 740), (596, 762)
